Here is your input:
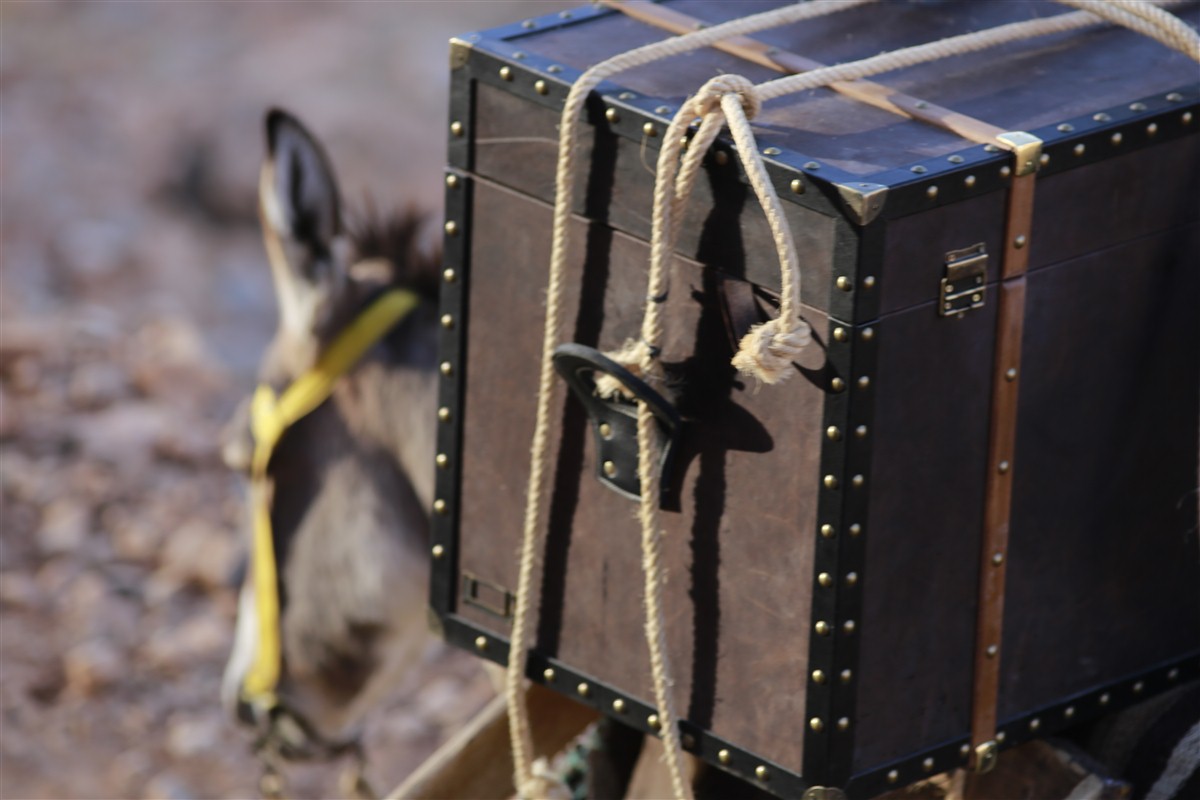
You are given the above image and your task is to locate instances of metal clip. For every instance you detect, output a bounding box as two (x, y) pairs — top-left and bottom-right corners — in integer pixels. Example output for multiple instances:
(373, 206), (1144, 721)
(973, 740), (999, 774)
(940, 243), (987, 317)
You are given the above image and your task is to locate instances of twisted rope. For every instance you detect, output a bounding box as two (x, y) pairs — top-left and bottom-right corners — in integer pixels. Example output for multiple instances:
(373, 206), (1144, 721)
(508, 1), (1198, 796)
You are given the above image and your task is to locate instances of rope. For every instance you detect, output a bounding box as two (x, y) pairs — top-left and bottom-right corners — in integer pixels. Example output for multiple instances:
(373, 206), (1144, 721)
(508, 1), (1199, 797)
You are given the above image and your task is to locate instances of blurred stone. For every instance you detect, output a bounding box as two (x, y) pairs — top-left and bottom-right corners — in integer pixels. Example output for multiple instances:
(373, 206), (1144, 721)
(143, 772), (196, 800)
(0, 384), (19, 439)
(165, 712), (222, 759)
(26, 658), (66, 705)
(7, 355), (43, 395)
(63, 639), (123, 696)
(72, 402), (170, 470)
(37, 498), (91, 555)
(142, 613), (228, 673)
(0, 571), (44, 611)
(57, 219), (131, 282)
(154, 426), (218, 467)
(67, 361), (129, 410)
(103, 504), (163, 563)
(159, 518), (239, 591)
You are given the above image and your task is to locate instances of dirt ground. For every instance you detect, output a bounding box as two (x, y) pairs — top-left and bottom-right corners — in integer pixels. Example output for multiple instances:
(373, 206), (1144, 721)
(0, 3), (578, 798)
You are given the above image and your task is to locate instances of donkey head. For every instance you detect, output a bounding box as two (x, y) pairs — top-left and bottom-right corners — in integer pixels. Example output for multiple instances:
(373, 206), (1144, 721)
(220, 109), (440, 756)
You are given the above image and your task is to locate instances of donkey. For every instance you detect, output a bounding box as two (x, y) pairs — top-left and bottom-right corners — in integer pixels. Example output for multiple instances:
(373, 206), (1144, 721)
(219, 109), (441, 770)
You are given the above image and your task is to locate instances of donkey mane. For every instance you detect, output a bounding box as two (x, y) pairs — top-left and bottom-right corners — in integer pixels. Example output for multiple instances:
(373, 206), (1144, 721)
(347, 203), (441, 301)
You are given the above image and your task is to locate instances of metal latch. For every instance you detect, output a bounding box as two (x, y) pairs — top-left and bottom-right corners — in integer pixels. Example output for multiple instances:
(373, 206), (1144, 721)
(940, 243), (987, 317)
(461, 572), (513, 619)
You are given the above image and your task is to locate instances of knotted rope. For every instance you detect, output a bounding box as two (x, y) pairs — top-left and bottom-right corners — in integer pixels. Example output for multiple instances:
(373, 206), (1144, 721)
(508, 1), (1198, 797)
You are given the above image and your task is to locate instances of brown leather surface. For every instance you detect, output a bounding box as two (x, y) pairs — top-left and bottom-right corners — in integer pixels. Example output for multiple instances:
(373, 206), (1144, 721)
(472, 82), (837, 312)
(456, 177), (828, 769)
(520, 1), (1200, 176)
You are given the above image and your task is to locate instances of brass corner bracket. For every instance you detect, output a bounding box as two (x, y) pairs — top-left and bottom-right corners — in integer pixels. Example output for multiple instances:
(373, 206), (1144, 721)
(835, 182), (889, 226)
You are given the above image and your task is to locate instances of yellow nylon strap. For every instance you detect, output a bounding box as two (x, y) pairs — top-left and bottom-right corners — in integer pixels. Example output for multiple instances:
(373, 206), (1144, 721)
(241, 288), (420, 707)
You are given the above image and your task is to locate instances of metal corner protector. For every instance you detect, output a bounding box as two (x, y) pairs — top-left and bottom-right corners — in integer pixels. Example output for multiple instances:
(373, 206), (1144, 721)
(835, 182), (889, 226)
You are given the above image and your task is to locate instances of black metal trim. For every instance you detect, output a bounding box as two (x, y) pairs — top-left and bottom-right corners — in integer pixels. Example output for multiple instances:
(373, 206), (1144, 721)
(429, 169), (472, 618)
(845, 652), (1200, 800)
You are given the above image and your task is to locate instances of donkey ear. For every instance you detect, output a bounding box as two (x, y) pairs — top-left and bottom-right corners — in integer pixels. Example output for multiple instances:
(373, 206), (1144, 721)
(261, 108), (341, 248)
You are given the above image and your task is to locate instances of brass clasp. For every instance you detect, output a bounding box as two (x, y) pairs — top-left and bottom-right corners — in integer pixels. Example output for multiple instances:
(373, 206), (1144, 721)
(940, 243), (988, 317)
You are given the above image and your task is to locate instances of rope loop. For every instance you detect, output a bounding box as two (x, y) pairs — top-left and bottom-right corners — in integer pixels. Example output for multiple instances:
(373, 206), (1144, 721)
(690, 73), (761, 120)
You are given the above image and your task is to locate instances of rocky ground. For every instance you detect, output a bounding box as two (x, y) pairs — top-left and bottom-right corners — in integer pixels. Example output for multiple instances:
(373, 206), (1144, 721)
(0, 3), (574, 797)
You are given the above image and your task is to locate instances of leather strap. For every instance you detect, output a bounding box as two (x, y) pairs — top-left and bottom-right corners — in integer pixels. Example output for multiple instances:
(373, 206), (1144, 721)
(602, 0), (1007, 145)
(970, 134), (1041, 768)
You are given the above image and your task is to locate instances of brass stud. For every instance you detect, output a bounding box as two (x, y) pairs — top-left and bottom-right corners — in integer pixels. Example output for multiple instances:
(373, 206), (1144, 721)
(445, 174), (459, 188)
(986, 644), (998, 658)
(985, 144), (1000, 152)
(763, 147), (781, 156)
(499, 66), (513, 81)
(440, 361), (453, 376)
(1074, 143), (1086, 157)
(790, 178), (805, 194)
(1039, 153), (1050, 167)
(534, 79), (549, 96)
(842, 620), (856, 635)
(964, 174), (977, 189)
(1147, 122), (1158, 137)
(1057, 123), (1075, 133)
(992, 552), (1004, 566)
(548, 65), (564, 74)
(1133, 681), (1145, 694)
(1094, 112), (1112, 122)
(820, 524), (835, 539)
(1000, 165), (1012, 179)
(647, 713), (660, 730)
(830, 377), (846, 392)
(833, 327), (848, 342)
(605, 107), (619, 123)
(840, 669), (853, 684)
(602, 461), (617, 478)
(818, 572), (832, 588)
(438, 407), (451, 423)
(618, 92), (636, 100)
(826, 426), (842, 441)
(718, 749), (731, 765)
(837, 717), (850, 732)
(543, 668), (556, 682)
(851, 474), (864, 489)
(923, 757), (935, 773)
(1111, 132), (1124, 146)
(642, 122), (657, 137)
(887, 770), (899, 784)
(836, 276), (852, 292)
(849, 524), (862, 537)
(845, 572), (859, 587)
(823, 475), (839, 490)
(996, 731), (1007, 743)
(1100, 693), (1111, 706)
(475, 635), (488, 651)
(1029, 718), (1041, 732)
(1184, 112), (1194, 125)
(445, 220), (459, 237)
(520, 19), (535, 29)
(855, 425), (868, 439)
(441, 314), (455, 329)
(857, 376), (871, 390)
(450, 121), (464, 137)
(1065, 706), (1076, 719)
(1130, 102), (1147, 112)
(1169, 668), (1181, 681)
(433, 499), (447, 515)
(911, 165), (927, 174)
(948, 154), (964, 164)
(1005, 367), (1017, 381)
(926, 185), (939, 199)
(655, 105), (671, 114)
(1167, 92), (1184, 102)
(863, 275), (876, 290)
(436, 453), (449, 469)
(809, 717), (825, 732)
(815, 621), (831, 636)
(755, 765), (770, 781)
(960, 744), (971, 758)
(1013, 234), (1027, 249)
(805, 161), (821, 170)
(812, 670), (827, 684)
(443, 268), (457, 283)
(612, 699), (626, 713)
(432, 544), (445, 559)
(682, 734), (696, 750)
(599, 422), (613, 439)
(998, 460), (1010, 474)
(577, 682), (591, 698)
(861, 327), (875, 342)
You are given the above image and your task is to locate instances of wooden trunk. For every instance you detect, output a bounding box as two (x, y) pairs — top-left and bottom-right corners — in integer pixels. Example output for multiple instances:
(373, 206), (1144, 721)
(429, 2), (1200, 796)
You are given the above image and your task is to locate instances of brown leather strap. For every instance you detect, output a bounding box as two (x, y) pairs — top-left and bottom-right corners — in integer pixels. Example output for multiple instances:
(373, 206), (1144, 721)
(970, 136), (1041, 769)
(602, 0), (1006, 145)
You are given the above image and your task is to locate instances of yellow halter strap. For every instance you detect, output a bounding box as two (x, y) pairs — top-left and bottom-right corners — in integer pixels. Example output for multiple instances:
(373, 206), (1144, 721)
(241, 288), (420, 710)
